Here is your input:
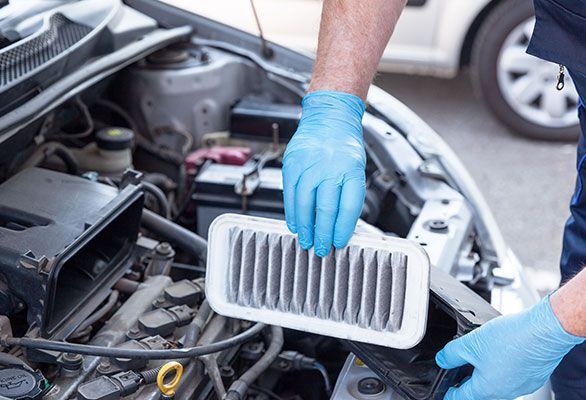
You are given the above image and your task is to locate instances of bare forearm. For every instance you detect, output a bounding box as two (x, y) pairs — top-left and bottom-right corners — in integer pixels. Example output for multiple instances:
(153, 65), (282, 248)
(309, 0), (406, 100)
(551, 268), (586, 336)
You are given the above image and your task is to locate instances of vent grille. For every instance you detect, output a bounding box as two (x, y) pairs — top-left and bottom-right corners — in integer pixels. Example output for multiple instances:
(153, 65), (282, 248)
(227, 227), (408, 332)
(0, 14), (92, 87)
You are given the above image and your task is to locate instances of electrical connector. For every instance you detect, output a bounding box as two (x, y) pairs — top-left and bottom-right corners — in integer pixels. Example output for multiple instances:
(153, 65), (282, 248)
(272, 351), (316, 371)
(272, 351), (332, 396)
(77, 370), (142, 400)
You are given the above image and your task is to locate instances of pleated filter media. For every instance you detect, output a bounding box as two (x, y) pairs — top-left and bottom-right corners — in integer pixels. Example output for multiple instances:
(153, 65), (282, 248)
(206, 214), (431, 349)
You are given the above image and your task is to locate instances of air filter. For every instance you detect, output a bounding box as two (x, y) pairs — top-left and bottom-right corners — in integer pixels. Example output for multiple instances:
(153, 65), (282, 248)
(206, 214), (430, 349)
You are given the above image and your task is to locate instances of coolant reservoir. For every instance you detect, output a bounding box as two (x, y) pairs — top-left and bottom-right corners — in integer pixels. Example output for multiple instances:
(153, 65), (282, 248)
(71, 127), (134, 175)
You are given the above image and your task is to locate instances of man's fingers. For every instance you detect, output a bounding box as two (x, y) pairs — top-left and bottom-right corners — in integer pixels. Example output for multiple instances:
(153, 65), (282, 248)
(333, 174), (366, 248)
(295, 173), (318, 250)
(435, 337), (472, 370)
(444, 376), (483, 400)
(314, 180), (342, 257)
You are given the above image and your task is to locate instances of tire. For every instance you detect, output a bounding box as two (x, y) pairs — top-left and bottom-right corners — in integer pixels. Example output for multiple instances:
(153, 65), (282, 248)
(470, 0), (581, 141)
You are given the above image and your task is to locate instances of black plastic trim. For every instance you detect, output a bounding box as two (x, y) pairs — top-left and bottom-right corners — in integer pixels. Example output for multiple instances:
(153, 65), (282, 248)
(348, 268), (500, 400)
(407, 0), (428, 7)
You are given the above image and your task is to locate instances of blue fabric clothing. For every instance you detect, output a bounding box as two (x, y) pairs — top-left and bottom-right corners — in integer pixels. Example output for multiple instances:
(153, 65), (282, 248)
(527, 1), (586, 397)
(550, 69), (586, 400)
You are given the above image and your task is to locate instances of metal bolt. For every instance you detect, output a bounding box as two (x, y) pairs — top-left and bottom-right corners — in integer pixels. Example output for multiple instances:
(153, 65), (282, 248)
(357, 377), (385, 395)
(63, 353), (81, 361)
(156, 242), (173, 255)
(97, 360), (111, 374)
(428, 219), (449, 232)
(271, 123), (280, 150)
(61, 353), (83, 372)
(219, 365), (235, 386)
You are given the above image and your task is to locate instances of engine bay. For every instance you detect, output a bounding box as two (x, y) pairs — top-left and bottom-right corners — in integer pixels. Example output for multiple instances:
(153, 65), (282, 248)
(0, 1), (509, 399)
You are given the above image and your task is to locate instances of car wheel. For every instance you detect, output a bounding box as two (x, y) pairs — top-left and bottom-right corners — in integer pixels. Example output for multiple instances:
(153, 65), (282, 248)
(471, 0), (580, 141)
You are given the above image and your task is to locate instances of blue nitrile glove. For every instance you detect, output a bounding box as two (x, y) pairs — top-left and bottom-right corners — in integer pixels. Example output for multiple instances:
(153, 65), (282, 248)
(282, 90), (366, 257)
(435, 295), (585, 400)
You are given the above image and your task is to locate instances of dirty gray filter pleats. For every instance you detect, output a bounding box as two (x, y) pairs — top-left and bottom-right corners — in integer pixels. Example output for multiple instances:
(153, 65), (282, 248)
(226, 227), (408, 333)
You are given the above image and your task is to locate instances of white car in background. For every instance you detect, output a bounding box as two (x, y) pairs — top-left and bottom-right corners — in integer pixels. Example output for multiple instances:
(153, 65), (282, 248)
(169, 0), (580, 141)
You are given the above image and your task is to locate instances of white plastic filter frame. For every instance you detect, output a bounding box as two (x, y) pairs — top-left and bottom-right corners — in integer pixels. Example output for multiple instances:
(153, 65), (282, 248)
(206, 214), (431, 349)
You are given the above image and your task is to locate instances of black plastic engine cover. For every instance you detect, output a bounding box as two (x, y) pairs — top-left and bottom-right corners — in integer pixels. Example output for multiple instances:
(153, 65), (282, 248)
(347, 267), (501, 400)
(0, 168), (144, 339)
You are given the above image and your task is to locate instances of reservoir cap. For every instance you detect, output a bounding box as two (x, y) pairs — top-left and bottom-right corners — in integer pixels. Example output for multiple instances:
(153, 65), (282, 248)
(96, 127), (134, 151)
(0, 366), (48, 399)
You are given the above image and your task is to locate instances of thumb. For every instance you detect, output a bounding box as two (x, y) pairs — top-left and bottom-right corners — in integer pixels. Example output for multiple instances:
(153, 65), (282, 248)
(444, 376), (483, 400)
(436, 336), (472, 370)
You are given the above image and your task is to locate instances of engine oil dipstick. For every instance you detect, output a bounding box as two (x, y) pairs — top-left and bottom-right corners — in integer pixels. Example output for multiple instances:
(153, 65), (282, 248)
(157, 361), (183, 399)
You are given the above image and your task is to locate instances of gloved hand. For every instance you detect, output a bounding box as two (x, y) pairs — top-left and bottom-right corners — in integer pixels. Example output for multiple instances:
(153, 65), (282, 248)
(282, 90), (366, 257)
(436, 295), (585, 400)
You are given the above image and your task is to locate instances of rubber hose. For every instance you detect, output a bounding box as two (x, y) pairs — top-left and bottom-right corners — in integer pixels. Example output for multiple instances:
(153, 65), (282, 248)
(0, 352), (33, 371)
(4, 323), (265, 360)
(142, 181), (171, 219)
(223, 326), (284, 400)
(113, 278), (141, 294)
(21, 142), (80, 175)
(144, 172), (176, 190)
(71, 290), (119, 338)
(140, 367), (160, 384)
(141, 209), (207, 261)
(184, 301), (212, 348)
(49, 146), (80, 175)
(312, 361), (332, 396)
(178, 300), (212, 365)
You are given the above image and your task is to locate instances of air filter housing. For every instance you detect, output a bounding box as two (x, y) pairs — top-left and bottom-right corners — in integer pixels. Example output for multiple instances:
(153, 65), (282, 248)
(206, 214), (430, 349)
(0, 168), (144, 339)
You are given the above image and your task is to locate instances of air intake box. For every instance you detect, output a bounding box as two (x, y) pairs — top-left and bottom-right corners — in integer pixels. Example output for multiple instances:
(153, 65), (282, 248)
(0, 168), (144, 339)
(346, 267), (501, 400)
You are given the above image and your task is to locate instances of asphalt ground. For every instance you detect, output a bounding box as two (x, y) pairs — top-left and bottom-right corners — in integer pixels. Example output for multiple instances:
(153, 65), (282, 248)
(375, 71), (578, 290)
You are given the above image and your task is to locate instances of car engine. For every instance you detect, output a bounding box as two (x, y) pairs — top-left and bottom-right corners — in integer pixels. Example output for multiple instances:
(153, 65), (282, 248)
(0, 1), (513, 399)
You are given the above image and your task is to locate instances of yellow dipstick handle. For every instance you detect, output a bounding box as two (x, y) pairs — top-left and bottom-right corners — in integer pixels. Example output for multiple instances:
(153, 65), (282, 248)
(157, 361), (184, 397)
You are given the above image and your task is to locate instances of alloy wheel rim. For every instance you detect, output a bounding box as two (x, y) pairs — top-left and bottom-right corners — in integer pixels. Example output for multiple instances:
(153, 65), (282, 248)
(497, 18), (579, 129)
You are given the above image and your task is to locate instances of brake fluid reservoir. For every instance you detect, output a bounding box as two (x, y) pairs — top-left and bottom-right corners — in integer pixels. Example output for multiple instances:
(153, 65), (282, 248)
(71, 127), (134, 175)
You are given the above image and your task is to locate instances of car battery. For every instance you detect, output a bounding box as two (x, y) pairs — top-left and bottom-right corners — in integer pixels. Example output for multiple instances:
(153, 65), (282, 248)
(192, 161), (284, 237)
(230, 96), (301, 143)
